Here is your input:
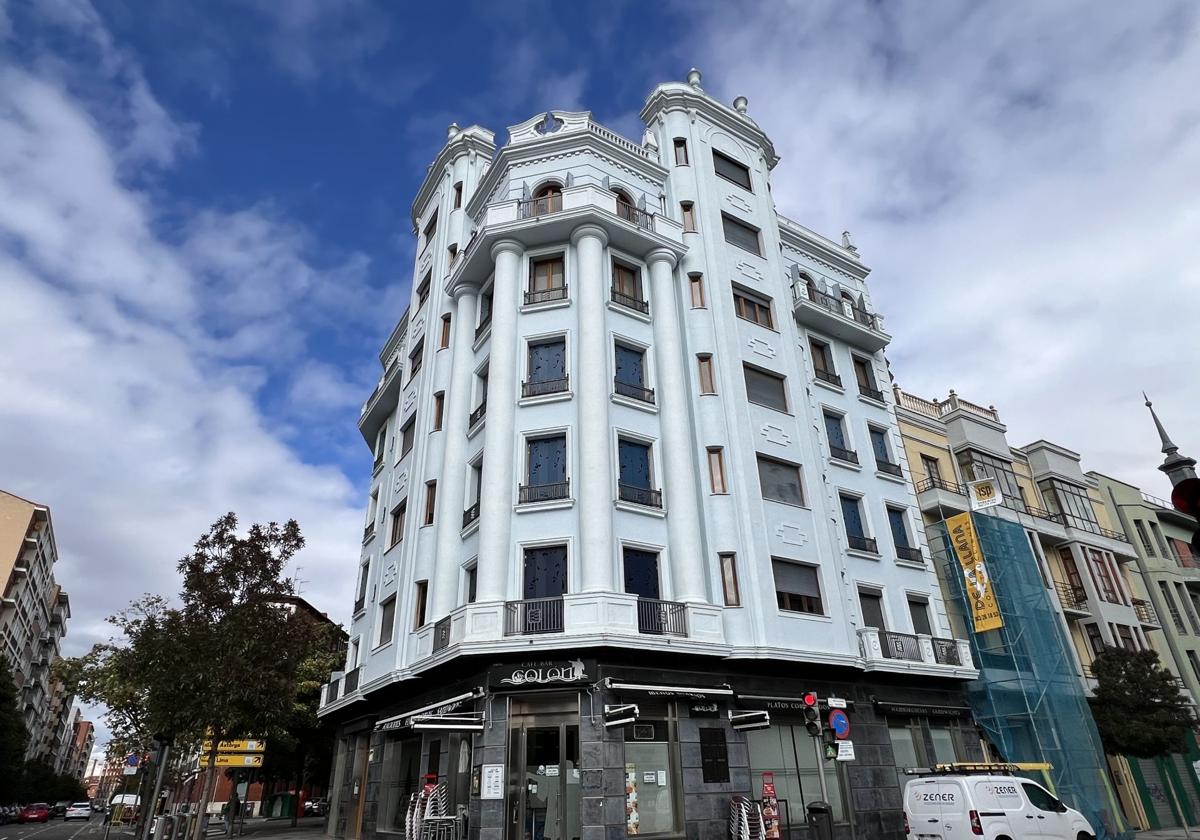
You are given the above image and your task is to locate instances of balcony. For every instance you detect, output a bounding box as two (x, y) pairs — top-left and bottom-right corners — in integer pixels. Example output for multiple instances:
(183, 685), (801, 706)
(880, 631), (923, 662)
(432, 616), (452, 653)
(462, 502), (480, 528)
(876, 460), (903, 478)
(792, 279), (890, 352)
(362, 522), (376, 544)
(504, 597), (565, 635)
(858, 385), (885, 402)
(636, 598), (688, 637)
(474, 313), (492, 341)
(932, 638), (962, 666)
(522, 376), (569, 398)
(895, 545), (925, 564)
(614, 378), (655, 405)
(325, 677), (341, 705)
(519, 481), (570, 504)
(519, 194), (563, 218)
(858, 628), (976, 676)
(616, 200), (654, 229)
(618, 483), (663, 509)
(814, 369), (842, 388)
(468, 402), (487, 428)
(610, 286), (649, 314)
(847, 535), (878, 554)
(342, 667), (361, 694)
(1055, 581), (1090, 616)
(915, 476), (967, 495)
(1133, 598), (1161, 627)
(524, 285), (568, 306)
(894, 387), (1001, 424)
(829, 445), (859, 465)
(353, 595), (366, 615)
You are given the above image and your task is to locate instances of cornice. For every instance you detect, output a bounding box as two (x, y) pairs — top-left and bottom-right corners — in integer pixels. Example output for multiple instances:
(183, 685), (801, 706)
(779, 218), (869, 281)
(464, 130), (669, 220)
(639, 82), (779, 169)
(410, 127), (497, 226)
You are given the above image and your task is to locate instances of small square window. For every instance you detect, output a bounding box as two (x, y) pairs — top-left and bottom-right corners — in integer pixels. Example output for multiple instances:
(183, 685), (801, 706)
(757, 455), (804, 506)
(733, 286), (773, 328)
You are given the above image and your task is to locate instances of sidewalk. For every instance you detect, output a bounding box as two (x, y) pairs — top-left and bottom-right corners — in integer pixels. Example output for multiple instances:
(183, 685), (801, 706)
(219, 817), (327, 840)
(1135, 828), (1200, 840)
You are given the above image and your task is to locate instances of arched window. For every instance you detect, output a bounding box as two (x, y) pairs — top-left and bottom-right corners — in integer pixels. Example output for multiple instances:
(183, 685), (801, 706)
(612, 188), (638, 224)
(531, 183), (562, 217)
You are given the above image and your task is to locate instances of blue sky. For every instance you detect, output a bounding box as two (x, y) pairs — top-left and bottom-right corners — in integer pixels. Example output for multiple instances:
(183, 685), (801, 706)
(2, 0), (1198, 755)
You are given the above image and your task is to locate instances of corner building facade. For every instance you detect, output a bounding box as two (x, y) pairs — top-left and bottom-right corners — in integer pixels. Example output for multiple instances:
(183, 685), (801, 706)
(321, 73), (979, 840)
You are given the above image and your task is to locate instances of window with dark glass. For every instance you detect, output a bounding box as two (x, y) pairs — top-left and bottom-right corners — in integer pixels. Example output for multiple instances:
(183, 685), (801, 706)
(523, 545), (568, 599)
(389, 501), (406, 549)
(614, 343), (648, 391)
(417, 271), (432, 307)
(823, 412), (852, 460)
(623, 548), (661, 599)
(869, 427), (894, 467)
(524, 435), (567, 501)
(526, 337), (567, 393)
(424, 481), (436, 526)
(746, 726), (847, 824)
(355, 562), (369, 609)
(859, 590), (885, 628)
(673, 138), (689, 166)
(1085, 622), (1105, 655)
(622, 717), (679, 834)
(908, 597), (932, 636)
(853, 356), (880, 398)
(1086, 547), (1121, 603)
(618, 439), (652, 489)
(840, 494), (868, 540)
(713, 150), (752, 190)
(408, 340), (424, 381)
(400, 418), (415, 457)
(722, 214), (761, 256)
(465, 565), (477, 604)
(888, 507), (912, 550)
(379, 736), (421, 832)
(957, 449), (1025, 512)
(733, 286), (773, 328)
(720, 553), (741, 606)
(379, 595), (397, 646)
(453, 182), (463, 209)
(422, 212), (438, 250)
(757, 455), (804, 506)
(1038, 478), (1101, 529)
(773, 559), (822, 614)
(413, 581), (427, 629)
(1115, 624), (1137, 650)
(744, 365), (787, 412)
(809, 339), (838, 384)
(921, 455), (942, 483)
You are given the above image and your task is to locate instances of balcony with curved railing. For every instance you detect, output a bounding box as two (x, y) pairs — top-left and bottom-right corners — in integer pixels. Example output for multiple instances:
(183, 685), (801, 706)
(793, 279), (889, 352)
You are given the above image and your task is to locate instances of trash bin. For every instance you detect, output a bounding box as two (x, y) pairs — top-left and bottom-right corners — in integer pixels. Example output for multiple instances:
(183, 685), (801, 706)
(806, 801), (834, 840)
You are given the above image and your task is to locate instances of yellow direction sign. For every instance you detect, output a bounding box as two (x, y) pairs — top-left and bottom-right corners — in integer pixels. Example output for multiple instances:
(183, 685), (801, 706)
(201, 739), (266, 753)
(210, 753), (264, 768)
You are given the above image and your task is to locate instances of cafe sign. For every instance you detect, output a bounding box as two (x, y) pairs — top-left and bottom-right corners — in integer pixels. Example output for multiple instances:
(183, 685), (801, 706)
(492, 659), (591, 689)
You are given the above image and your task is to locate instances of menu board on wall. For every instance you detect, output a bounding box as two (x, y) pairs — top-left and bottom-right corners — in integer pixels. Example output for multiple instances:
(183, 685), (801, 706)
(480, 764), (504, 800)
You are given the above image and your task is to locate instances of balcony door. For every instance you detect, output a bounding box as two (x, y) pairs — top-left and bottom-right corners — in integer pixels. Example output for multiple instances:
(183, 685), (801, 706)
(623, 548), (661, 599)
(507, 710), (580, 840)
(524, 546), (567, 600)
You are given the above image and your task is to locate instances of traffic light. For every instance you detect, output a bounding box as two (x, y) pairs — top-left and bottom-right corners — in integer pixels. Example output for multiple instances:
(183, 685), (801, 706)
(802, 692), (821, 737)
(1171, 477), (1200, 555)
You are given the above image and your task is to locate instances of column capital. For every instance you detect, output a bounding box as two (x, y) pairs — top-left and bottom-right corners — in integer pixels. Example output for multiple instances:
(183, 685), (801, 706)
(570, 224), (609, 248)
(490, 239), (523, 261)
(450, 284), (479, 302)
(645, 248), (678, 270)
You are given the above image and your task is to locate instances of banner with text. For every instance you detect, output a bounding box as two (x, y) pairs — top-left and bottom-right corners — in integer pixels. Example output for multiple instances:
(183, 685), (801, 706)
(947, 512), (1004, 632)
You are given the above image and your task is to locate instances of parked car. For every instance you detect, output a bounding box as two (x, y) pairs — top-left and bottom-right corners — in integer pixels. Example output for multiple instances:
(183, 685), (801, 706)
(903, 770), (1095, 840)
(65, 803), (92, 821)
(19, 804), (51, 823)
(52, 801), (72, 819)
(304, 799), (328, 816)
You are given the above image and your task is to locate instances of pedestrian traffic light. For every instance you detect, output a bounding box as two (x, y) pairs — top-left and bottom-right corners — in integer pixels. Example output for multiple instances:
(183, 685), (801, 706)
(1171, 477), (1200, 554)
(803, 692), (821, 736)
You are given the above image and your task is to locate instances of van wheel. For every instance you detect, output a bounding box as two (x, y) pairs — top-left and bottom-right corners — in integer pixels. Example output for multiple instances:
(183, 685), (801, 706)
(1077, 834), (1094, 840)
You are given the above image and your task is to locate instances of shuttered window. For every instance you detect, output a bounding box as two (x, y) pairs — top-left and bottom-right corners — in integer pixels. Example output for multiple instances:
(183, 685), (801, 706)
(722, 214), (761, 256)
(744, 365), (787, 412)
(773, 559), (822, 614)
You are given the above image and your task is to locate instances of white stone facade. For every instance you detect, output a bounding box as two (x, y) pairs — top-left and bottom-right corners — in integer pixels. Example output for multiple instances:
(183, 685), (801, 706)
(322, 74), (975, 715)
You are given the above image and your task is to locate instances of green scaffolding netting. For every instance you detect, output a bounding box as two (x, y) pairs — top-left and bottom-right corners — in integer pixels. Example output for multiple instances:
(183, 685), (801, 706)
(928, 510), (1130, 840)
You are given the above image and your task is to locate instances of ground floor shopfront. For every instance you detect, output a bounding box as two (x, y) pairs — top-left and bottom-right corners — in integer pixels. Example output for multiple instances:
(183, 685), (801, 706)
(324, 653), (980, 840)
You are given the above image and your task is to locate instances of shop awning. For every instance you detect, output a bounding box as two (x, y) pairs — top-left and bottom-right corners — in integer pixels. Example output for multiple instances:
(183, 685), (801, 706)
(604, 679), (734, 698)
(410, 712), (485, 732)
(374, 688), (484, 732)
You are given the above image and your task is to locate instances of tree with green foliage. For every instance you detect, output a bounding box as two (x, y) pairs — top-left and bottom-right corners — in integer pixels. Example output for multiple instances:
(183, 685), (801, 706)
(0, 657), (29, 800)
(15, 760), (86, 802)
(1089, 646), (1194, 757)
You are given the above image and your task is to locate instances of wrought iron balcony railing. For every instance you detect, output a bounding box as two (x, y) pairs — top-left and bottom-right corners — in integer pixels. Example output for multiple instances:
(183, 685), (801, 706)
(504, 597), (565, 635)
(876, 460), (903, 477)
(914, 476), (967, 495)
(880, 630), (922, 662)
(474, 313), (492, 341)
(895, 545), (924, 564)
(519, 194), (563, 218)
(611, 286), (649, 314)
(614, 378), (655, 404)
(522, 376), (569, 398)
(636, 598), (688, 637)
(462, 501), (480, 528)
(618, 483), (663, 508)
(524, 285), (568, 306)
(847, 535), (878, 554)
(1055, 581), (1089, 612)
(519, 481), (570, 504)
(814, 369), (842, 387)
(829, 445), (859, 465)
(468, 402), (487, 427)
(932, 638), (961, 665)
(859, 384), (885, 402)
(615, 201), (654, 230)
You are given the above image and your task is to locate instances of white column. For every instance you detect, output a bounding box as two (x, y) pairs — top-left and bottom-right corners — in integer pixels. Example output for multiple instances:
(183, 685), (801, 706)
(431, 287), (480, 618)
(572, 224), (615, 593)
(647, 249), (707, 602)
(475, 240), (523, 602)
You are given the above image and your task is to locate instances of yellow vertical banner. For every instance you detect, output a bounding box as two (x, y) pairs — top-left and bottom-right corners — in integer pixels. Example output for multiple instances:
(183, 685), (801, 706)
(947, 512), (1004, 632)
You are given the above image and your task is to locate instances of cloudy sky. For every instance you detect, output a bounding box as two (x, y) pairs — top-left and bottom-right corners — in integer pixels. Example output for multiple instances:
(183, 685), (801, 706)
(2, 0), (1197, 755)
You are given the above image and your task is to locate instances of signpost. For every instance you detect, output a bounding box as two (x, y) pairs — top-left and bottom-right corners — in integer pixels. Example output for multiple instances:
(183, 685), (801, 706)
(201, 740), (265, 753)
(210, 753), (264, 768)
(828, 710), (851, 741)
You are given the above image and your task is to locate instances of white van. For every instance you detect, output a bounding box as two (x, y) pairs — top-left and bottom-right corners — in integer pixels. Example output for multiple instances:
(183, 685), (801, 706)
(904, 773), (1095, 840)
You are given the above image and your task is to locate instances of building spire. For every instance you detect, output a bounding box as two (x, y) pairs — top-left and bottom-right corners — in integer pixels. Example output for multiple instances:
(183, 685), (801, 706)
(1145, 394), (1197, 485)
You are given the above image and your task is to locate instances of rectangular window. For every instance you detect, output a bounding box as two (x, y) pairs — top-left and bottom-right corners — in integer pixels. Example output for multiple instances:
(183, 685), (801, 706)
(1085, 622), (1105, 656)
(1159, 581), (1186, 633)
(1115, 624), (1138, 651)
(614, 343), (647, 387)
(408, 340), (424, 381)
(708, 448), (727, 493)
(713, 150), (752, 190)
(853, 356), (880, 398)
(757, 455), (805, 506)
(823, 412), (851, 459)
(531, 255), (565, 291)
(432, 392), (444, 431)
(413, 581), (428, 629)
(453, 181), (463, 209)
(1177, 582), (1200, 634)
(622, 547), (660, 599)
(719, 553), (741, 607)
(1150, 521), (1171, 558)
(1173, 538), (1197, 568)
(688, 273), (706, 307)
(746, 726), (847, 824)
(422, 212), (438, 249)
(447, 243), (458, 266)
(697, 354), (716, 394)
(355, 563), (369, 606)
(1134, 520), (1154, 555)
(859, 590), (885, 628)
(389, 502), (407, 549)
(522, 545), (568, 599)
(1086, 547), (1120, 603)
(744, 365), (787, 412)
(960, 449), (1027, 513)
(465, 565), (477, 605)
(618, 439), (653, 490)
(908, 597), (932, 636)
(887, 507), (911, 550)
(1037, 477), (1100, 528)
(424, 481), (437, 526)
(840, 494), (868, 540)
(673, 137), (689, 166)
(612, 261), (643, 301)
(373, 426), (387, 467)
(733, 286), (774, 328)
(623, 720), (677, 834)
(921, 455), (942, 483)
(722, 214), (761, 256)
(773, 559), (823, 615)
(1188, 651), (1200, 684)
(527, 337), (567, 386)
(869, 427), (894, 467)
(681, 201), (696, 232)
(378, 596), (397, 646)
(417, 272), (432, 307)
(809, 338), (838, 385)
(399, 419), (415, 457)
(525, 434), (567, 489)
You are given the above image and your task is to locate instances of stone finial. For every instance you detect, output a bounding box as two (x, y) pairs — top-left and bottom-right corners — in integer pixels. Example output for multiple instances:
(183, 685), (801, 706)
(447, 123), (461, 141)
(641, 127), (659, 151)
(733, 96), (748, 114)
(1145, 394), (1198, 485)
(841, 230), (859, 254)
(687, 68), (703, 89)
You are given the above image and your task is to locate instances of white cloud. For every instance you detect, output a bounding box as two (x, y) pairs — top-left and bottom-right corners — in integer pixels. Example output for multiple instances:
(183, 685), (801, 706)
(687, 0), (1200, 493)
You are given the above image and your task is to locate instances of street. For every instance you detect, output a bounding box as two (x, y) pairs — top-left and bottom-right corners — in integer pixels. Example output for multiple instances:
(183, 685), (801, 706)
(0, 821), (111, 840)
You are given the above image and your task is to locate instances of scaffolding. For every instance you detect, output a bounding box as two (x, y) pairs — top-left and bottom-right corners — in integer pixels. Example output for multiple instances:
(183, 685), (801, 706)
(927, 511), (1130, 840)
